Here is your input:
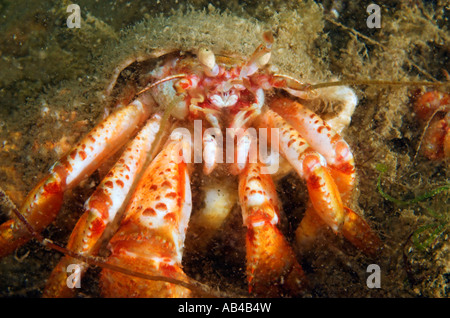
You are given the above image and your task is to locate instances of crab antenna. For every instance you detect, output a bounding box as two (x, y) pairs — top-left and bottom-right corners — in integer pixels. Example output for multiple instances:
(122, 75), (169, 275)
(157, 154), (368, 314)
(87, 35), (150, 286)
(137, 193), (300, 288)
(309, 79), (450, 90)
(240, 31), (274, 78)
(198, 47), (219, 77)
(273, 73), (311, 90)
(137, 74), (187, 95)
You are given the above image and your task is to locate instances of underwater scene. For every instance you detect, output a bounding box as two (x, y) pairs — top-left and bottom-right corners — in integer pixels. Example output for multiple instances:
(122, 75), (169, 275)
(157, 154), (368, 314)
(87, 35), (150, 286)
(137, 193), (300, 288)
(0, 0), (448, 298)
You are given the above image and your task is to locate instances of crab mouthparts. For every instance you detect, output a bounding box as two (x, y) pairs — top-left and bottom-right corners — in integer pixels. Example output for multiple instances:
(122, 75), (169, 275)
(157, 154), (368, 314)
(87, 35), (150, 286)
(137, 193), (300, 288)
(210, 92), (239, 108)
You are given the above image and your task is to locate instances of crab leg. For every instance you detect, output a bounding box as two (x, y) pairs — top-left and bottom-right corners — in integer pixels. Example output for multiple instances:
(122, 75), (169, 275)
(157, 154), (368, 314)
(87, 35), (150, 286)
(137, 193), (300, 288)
(100, 132), (192, 298)
(227, 88), (264, 175)
(270, 99), (380, 254)
(0, 97), (153, 258)
(294, 204), (325, 245)
(42, 114), (162, 297)
(239, 161), (308, 296)
(202, 130), (219, 174)
(270, 97), (356, 202)
(259, 108), (380, 255)
(229, 128), (258, 175)
(260, 109), (345, 231)
(295, 203), (380, 256)
(202, 126), (223, 175)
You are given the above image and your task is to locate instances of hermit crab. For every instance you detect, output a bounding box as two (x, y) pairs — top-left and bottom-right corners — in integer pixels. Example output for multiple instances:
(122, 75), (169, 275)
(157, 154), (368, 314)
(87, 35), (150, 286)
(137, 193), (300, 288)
(0, 31), (381, 297)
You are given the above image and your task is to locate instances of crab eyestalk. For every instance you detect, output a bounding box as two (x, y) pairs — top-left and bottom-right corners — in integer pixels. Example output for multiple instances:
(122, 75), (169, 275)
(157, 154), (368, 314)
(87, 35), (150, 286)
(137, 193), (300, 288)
(197, 47), (219, 77)
(240, 31), (273, 78)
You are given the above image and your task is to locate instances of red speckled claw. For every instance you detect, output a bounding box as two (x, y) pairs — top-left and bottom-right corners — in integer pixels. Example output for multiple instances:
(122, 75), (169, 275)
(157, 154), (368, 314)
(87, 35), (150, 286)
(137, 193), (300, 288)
(100, 132), (193, 298)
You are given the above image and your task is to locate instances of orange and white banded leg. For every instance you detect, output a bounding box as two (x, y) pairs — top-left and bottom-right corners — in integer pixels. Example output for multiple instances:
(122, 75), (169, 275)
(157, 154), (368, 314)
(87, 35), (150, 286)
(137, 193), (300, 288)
(228, 89), (265, 175)
(270, 97), (356, 201)
(239, 161), (307, 297)
(43, 114), (162, 297)
(0, 97), (153, 258)
(271, 99), (380, 254)
(260, 108), (379, 255)
(100, 132), (192, 298)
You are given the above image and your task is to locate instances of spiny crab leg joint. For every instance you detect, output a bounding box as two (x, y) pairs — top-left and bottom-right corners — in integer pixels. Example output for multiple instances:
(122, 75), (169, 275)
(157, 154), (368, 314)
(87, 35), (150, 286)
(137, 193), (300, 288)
(0, 31), (380, 297)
